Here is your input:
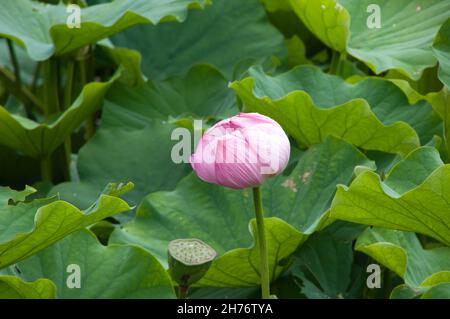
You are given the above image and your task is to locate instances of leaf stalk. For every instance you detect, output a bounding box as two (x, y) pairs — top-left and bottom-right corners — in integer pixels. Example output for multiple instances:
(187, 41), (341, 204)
(329, 50), (347, 76)
(252, 186), (270, 299)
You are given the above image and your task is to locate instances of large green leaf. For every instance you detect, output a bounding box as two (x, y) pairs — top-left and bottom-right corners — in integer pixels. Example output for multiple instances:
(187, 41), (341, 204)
(421, 283), (450, 298)
(386, 81), (449, 162)
(382, 146), (444, 194)
(0, 72), (118, 158)
(0, 276), (56, 299)
(0, 185), (35, 204)
(433, 18), (450, 88)
(112, 0), (286, 80)
(356, 227), (450, 289)
(292, 222), (367, 299)
(388, 79), (449, 120)
(197, 217), (304, 287)
(56, 122), (190, 207)
(341, 0), (450, 80)
(12, 230), (175, 298)
(0, 183), (132, 269)
(110, 137), (372, 287)
(99, 43), (147, 87)
(390, 282), (450, 299)
(288, 0), (349, 52)
(102, 65), (237, 129)
(0, 0), (210, 61)
(289, 0), (450, 80)
(389, 284), (422, 299)
(261, 0), (291, 12)
(50, 65), (236, 207)
(331, 147), (450, 245)
(231, 65), (439, 154)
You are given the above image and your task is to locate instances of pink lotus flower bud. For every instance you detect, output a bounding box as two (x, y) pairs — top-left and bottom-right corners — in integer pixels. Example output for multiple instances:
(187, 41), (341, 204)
(190, 113), (290, 189)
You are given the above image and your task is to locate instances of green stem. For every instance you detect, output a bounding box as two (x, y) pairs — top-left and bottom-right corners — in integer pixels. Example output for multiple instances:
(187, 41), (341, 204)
(64, 60), (75, 110)
(329, 50), (347, 76)
(78, 56), (95, 139)
(42, 59), (70, 182)
(6, 39), (35, 117)
(62, 60), (75, 177)
(40, 60), (57, 181)
(178, 285), (189, 299)
(252, 187), (270, 299)
(31, 62), (41, 94)
(42, 59), (60, 118)
(0, 67), (42, 111)
(6, 39), (22, 95)
(85, 116), (95, 139)
(442, 88), (450, 162)
(40, 156), (52, 182)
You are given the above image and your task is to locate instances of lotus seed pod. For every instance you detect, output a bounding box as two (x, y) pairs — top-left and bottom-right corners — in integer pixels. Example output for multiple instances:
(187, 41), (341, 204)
(168, 238), (217, 287)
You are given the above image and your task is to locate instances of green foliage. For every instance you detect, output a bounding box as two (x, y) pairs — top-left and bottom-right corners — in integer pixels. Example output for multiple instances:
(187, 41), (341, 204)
(433, 18), (450, 88)
(0, 276), (56, 299)
(112, 0), (286, 80)
(0, 72), (118, 158)
(0, 183), (132, 269)
(290, 0), (450, 79)
(110, 137), (371, 287)
(331, 147), (450, 245)
(13, 230), (175, 298)
(0, 0), (210, 61)
(232, 65), (440, 154)
(356, 228), (450, 288)
(0, 0), (449, 300)
(292, 222), (367, 298)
